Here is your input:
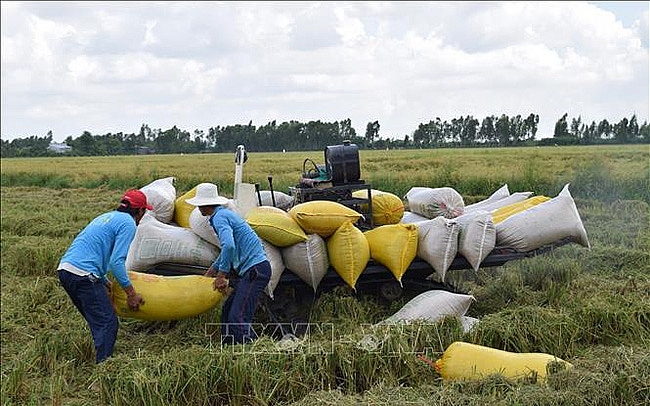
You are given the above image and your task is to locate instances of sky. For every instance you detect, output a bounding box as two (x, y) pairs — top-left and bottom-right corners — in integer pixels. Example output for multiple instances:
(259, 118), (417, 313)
(1, 1), (648, 143)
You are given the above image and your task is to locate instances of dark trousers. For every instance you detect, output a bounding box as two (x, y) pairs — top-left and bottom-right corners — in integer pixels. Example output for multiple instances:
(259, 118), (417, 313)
(221, 261), (271, 345)
(58, 270), (118, 363)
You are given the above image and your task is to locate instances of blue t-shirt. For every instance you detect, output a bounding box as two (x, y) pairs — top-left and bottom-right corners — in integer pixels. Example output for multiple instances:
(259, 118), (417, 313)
(209, 206), (267, 277)
(58, 211), (136, 288)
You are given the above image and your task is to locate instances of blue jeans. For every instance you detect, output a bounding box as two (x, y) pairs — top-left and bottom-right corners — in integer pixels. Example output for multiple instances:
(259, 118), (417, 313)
(221, 261), (271, 345)
(58, 270), (118, 363)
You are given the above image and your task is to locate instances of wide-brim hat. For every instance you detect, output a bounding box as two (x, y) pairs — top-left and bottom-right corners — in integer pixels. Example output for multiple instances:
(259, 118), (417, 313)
(185, 183), (229, 206)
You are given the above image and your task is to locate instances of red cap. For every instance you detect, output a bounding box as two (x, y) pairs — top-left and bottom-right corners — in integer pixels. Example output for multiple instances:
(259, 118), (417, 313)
(122, 189), (153, 210)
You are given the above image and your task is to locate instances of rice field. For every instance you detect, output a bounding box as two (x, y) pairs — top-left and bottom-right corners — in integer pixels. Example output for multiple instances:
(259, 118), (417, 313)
(1, 144), (649, 405)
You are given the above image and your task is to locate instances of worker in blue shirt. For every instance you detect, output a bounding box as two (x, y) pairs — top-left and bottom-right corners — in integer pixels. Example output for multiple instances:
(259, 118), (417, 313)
(186, 182), (271, 345)
(57, 189), (149, 363)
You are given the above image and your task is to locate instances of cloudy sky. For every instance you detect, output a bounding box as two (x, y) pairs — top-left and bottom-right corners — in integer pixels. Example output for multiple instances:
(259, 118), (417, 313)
(1, 1), (648, 143)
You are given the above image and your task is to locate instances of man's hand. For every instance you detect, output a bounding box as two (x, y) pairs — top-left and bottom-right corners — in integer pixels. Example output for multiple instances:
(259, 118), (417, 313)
(204, 267), (217, 277)
(127, 293), (144, 311)
(213, 273), (229, 293)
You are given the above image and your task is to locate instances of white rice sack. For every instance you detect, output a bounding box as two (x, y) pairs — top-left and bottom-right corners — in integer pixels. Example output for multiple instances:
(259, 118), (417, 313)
(464, 184), (510, 213)
(281, 234), (329, 292)
(377, 290), (475, 325)
(496, 183), (590, 252)
(405, 187), (464, 219)
(188, 207), (221, 248)
(140, 177), (177, 223)
(126, 213), (220, 272)
(465, 191), (534, 215)
(415, 217), (460, 283)
(257, 190), (294, 211)
(461, 316), (480, 333)
(400, 210), (430, 224)
(261, 240), (285, 300)
(456, 210), (496, 272)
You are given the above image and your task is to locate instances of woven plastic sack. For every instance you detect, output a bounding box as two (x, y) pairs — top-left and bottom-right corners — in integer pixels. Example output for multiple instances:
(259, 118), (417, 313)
(246, 206), (308, 247)
(188, 207), (221, 248)
(434, 341), (573, 384)
(377, 290), (475, 325)
(140, 177), (177, 224)
(327, 221), (369, 290)
(400, 210), (430, 224)
(352, 189), (405, 226)
(492, 195), (551, 224)
(111, 271), (225, 321)
(257, 190), (294, 211)
(289, 200), (363, 238)
(261, 239), (285, 299)
(405, 187), (464, 219)
(415, 217), (460, 282)
(364, 224), (418, 285)
(456, 210), (496, 272)
(173, 186), (197, 228)
(464, 184), (510, 213)
(496, 183), (590, 251)
(126, 213), (220, 272)
(465, 191), (534, 215)
(281, 234), (329, 292)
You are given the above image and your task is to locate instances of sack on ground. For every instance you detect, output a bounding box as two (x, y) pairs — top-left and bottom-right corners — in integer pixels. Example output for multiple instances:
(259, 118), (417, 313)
(377, 290), (475, 325)
(434, 341), (573, 384)
(126, 213), (220, 271)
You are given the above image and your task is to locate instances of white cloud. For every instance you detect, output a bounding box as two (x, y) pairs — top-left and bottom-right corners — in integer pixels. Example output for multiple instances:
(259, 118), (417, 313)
(1, 1), (647, 141)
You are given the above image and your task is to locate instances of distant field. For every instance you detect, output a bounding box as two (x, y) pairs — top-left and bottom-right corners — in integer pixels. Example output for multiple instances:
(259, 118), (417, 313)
(1, 144), (648, 202)
(1, 144), (649, 405)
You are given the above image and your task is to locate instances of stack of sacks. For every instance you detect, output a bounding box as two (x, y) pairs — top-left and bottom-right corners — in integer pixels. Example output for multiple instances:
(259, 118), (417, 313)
(496, 183), (590, 252)
(404, 186), (465, 219)
(376, 290), (477, 333)
(351, 189), (405, 226)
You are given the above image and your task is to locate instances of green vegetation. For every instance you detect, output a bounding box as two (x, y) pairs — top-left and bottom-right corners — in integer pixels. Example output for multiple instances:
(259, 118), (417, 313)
(1, 145), (649, 405)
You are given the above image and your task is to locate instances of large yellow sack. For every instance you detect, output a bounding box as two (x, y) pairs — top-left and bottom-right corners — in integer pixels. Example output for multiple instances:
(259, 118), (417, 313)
(111, 271), (225, 321)
(352, 189), (405, 226)
(492, 196), (551, 224)
(364, 224), (418, 285)
(327, 221), (369, 290)
(246, 206), (308, 247)
(434, 341), (573, 384)
(289, 201), (363, 238)
(173, 186), (197, 228)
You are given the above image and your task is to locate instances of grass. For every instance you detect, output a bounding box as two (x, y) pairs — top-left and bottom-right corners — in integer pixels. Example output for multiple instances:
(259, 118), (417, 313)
(1, 144), (649, 405)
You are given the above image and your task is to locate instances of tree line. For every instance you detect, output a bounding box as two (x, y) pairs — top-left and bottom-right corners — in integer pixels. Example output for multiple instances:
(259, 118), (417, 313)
(1, 113), (647, 158)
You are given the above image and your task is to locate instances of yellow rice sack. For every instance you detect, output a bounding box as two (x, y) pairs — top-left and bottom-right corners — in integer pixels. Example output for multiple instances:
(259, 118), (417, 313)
(246, 206), (308, 247)
(327, 221), (369, 290)
(364, 224), (418, 284)
(492, 196), (551, 224)
(173, 186), (197, 228)
(434, 341), (573, 384)
(352, 189), (405, 226)
(289, 201), (363, 238)
(111, 271), (225, 321)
